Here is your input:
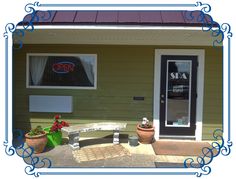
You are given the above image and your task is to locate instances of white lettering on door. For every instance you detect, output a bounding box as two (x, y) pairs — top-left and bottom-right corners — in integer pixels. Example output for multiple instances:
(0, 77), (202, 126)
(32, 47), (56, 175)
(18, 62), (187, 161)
(170, 72), (188, 80)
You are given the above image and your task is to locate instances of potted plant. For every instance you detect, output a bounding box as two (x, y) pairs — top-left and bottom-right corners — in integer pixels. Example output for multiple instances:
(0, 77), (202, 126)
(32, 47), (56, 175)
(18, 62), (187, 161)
(25, 125), (48, 153)
(44, 114), (69, 147)
(136, 117), (155, 144)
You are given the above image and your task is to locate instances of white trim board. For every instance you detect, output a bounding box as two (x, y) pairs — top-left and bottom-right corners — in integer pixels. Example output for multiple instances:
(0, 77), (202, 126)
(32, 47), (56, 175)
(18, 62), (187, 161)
(17, 25), (221, 31)
(153, 49), (205, 141)
(17, 28), (220, 46)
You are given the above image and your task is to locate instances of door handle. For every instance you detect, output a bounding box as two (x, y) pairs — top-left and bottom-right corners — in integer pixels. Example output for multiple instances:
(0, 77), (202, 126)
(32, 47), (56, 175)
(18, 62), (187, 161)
(161, 94), (165, 98)
(161, 100), (165, 104)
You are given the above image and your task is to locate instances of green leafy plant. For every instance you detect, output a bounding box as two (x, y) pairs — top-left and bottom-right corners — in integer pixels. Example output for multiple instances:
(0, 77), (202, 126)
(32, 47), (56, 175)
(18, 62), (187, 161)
(28, 125), (45, 136)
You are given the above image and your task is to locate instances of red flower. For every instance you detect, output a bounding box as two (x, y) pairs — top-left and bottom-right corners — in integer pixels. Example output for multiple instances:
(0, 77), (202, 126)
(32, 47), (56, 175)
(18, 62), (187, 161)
(50, 125), (58, 132)
(49, 115), (69, 133)
(61, 121), (69, 127)
(54, 114), (61, 120)
(58, 124), (63, 129)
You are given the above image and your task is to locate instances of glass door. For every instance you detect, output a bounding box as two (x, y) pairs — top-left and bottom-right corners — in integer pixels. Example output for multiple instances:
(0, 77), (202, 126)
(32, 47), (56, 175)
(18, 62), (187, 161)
(159, 55), (198, 136)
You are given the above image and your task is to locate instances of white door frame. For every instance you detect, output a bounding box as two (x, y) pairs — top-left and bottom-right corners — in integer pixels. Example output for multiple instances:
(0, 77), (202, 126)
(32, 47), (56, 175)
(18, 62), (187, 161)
(153, 49), (205, 141)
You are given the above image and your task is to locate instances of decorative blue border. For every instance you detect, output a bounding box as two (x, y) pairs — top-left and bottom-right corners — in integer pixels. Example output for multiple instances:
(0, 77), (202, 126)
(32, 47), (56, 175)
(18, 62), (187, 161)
(3, 1), (233, 177)
(3, 129), (52, 177)
(40, 172), (197, 175)
(5, 38), (8, 142)
(183, 129), (233, 177)
(228, 38), (231, 140)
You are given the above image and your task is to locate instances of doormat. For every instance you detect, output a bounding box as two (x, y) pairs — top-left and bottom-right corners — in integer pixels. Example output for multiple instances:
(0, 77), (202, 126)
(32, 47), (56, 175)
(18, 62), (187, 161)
(72, 145), (131, 163)
(152, 141), (212, 156)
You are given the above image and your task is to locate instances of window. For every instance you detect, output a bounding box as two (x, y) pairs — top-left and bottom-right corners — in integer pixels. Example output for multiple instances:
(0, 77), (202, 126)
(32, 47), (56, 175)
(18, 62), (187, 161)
(26, 53), (97, 89)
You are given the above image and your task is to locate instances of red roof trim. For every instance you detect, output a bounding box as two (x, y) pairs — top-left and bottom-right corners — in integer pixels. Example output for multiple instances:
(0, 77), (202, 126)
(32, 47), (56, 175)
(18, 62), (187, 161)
(21, 10), (217, 27)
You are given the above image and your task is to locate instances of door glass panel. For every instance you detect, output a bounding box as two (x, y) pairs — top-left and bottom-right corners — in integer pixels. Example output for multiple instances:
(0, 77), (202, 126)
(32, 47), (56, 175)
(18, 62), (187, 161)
(165, 60), (192, 127)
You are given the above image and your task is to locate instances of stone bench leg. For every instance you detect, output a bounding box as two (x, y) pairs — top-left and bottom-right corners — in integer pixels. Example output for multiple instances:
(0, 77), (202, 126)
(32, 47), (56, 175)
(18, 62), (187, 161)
(68, 133), (80, 149)
(113, 130), (120, 144)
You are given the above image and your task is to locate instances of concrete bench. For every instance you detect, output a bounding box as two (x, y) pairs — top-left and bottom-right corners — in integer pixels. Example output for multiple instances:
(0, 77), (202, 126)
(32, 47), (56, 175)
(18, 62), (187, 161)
(61, 122), (127, 149)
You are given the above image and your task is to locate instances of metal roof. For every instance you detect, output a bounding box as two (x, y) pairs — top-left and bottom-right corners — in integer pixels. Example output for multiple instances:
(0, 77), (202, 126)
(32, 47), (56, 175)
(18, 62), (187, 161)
(22, 10), (214, 27)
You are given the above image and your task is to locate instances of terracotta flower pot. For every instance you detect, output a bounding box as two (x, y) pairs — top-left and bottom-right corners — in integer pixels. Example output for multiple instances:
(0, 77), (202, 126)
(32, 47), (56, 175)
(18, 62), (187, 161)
(136, 124), (155, 144)
(25, 132), (48, 153)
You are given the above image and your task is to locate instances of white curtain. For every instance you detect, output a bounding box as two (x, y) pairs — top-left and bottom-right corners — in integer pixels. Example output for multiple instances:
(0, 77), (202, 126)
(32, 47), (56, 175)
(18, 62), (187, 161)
(80, 56), (95, 85)
(29, 56), (48, 85)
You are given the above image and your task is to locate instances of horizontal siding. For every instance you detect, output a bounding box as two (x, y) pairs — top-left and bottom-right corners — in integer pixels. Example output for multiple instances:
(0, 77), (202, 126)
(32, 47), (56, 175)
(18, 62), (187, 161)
(203, 47), (223, 129)
(13, 44), (223, 140)
(13, 45), (155, 134)
(202, 124), (223, 140)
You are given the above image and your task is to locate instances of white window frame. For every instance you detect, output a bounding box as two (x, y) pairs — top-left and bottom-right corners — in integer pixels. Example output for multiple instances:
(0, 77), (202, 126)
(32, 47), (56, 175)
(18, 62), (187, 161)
(26, 53), (97, 90)
(153, 49), (205, 141)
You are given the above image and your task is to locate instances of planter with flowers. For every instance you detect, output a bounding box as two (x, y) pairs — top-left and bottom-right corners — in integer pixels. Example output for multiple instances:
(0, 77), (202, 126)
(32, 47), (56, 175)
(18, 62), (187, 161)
(25, 125), (48, 153)
(44, 115), (69, 147)
(136, 117), (155, 144)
